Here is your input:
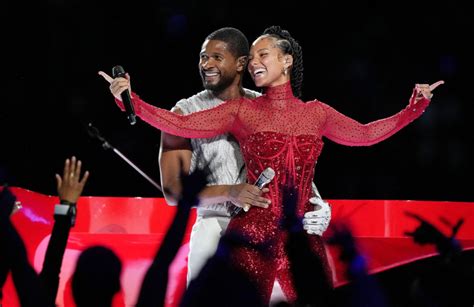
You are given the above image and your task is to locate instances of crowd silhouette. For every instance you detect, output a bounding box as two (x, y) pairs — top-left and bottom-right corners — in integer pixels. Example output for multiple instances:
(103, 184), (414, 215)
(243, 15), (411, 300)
(1, 157), (473, 307)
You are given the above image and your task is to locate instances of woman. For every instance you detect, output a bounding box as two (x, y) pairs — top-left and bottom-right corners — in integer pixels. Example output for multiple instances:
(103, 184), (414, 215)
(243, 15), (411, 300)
(99, 26), (443, 303)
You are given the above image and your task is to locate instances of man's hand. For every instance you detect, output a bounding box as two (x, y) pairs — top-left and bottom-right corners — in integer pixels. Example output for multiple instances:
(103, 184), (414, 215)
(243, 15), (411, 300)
(228, 183), (270, 212)
(303, 197), (331, 236)
(98, 70), (131, 102)
(56, 156), (90, 203)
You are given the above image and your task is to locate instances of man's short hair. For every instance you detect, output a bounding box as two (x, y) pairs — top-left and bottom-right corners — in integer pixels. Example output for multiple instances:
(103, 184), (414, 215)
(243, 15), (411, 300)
(206, 27), (249, 58)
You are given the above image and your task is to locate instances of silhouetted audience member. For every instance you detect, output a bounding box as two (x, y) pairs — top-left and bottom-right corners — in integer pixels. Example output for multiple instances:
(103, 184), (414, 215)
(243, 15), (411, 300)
(326, 222), (388, 307)
(39, 156), (90, 306)
(0, 186), (48, 307)
(180, 231), (265, 307)
(0, 256), (6, 303)
(71, 245), (122, 307)
(0, 191), (19, 297)
(405, 212), (474, 307)
(135, 166), (209, 307)
(175, 164), (264, 306)
(279, 184), (334, 307)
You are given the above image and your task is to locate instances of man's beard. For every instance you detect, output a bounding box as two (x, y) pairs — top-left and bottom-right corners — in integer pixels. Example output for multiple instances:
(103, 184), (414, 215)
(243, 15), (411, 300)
(201, 73), (235, 93)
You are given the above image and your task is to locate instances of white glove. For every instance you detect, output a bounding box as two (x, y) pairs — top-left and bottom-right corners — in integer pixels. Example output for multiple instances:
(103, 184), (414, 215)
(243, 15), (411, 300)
(303, 183), (331, 236)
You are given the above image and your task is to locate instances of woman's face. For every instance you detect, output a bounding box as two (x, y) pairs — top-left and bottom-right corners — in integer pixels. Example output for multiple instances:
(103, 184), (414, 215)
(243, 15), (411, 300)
(248, 36), (290, 88)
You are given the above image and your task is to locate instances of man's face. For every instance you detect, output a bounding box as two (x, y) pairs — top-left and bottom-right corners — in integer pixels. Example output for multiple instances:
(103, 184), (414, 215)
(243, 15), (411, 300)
(199, 39), (239, 92)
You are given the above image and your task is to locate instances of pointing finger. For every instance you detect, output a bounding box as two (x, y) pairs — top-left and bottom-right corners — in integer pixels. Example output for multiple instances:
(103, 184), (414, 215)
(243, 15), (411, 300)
(429, 80), (445, 91)
(98, 71), (114, 84)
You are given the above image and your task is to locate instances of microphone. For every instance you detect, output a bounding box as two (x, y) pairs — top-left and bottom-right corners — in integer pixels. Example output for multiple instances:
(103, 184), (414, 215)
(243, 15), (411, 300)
(230, 167), (275, 216)
(112, 65), (136, 125)
(253, 167), (276, 190)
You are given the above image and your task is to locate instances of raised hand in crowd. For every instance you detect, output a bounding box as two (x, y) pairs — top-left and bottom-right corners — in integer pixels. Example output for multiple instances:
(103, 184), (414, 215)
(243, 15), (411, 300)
(405, 212), (473, 306)
(39, 156), (90, 306)
(136, 166), (209, 307)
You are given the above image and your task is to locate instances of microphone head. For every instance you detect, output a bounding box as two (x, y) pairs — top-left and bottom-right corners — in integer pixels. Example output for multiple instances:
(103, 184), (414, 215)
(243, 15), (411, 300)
(112, 65), (126, 78)
(86, 122), (100, 139)
(261, 167), (275, 181)
(254, 167), (275, 190)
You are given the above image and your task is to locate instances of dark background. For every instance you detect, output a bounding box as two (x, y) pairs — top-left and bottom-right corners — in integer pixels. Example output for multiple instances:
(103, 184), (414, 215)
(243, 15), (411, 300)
(2, 0), (473, 202)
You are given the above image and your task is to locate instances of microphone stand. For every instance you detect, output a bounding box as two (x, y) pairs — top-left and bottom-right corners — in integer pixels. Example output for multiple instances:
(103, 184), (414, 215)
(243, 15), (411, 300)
(86, 123), (163, 193)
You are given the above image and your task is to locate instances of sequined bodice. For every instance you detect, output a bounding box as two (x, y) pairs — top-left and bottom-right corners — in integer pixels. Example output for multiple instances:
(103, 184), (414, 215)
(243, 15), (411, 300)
(241, 131), (323, 216)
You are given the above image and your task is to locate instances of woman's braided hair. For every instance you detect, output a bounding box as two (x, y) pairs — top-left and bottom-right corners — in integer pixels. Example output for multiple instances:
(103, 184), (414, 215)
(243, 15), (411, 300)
(263, 26), (303, 98)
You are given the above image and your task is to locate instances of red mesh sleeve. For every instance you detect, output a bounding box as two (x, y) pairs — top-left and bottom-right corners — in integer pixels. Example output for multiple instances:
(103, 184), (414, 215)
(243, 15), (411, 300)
(320, 88), (431, 146)
(114, 93), (241, 139)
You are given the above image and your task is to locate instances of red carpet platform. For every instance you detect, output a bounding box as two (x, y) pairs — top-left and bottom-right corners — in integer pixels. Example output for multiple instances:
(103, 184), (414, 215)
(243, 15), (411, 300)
(2, 187), (474, 306)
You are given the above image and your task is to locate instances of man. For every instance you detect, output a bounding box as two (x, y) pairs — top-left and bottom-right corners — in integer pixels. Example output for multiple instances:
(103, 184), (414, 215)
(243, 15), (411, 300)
(157, 27), (331, 301)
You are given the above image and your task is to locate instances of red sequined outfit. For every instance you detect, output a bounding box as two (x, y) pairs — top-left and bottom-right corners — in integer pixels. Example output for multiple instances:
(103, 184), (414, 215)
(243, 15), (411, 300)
(123, 81), (430, 303)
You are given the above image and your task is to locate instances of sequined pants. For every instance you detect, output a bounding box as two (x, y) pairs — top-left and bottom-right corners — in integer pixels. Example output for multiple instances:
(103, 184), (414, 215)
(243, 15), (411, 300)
(226, 206), (331, 304)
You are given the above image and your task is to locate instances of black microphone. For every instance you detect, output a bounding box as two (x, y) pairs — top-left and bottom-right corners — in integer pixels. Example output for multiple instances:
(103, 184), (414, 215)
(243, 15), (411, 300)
(112, 65), (136, 125)
(229, 167), (275, 216)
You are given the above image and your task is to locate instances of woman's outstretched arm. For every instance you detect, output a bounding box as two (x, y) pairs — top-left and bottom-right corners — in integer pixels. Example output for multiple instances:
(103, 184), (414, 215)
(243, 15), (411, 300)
(321, 81), (444, 146)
